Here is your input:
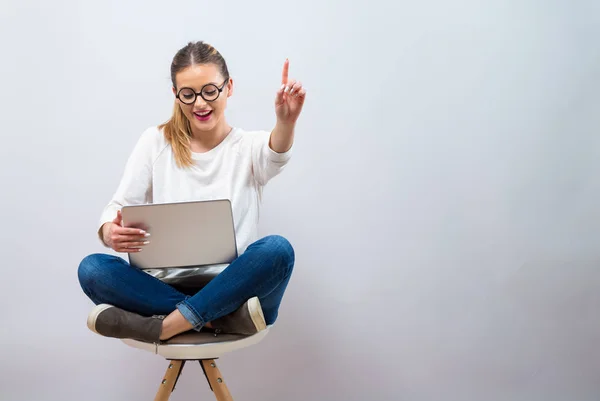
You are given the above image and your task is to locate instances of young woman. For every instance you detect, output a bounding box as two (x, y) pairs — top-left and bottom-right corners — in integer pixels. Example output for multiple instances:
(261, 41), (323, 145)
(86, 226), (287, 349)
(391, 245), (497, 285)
(77, 41), (305, 344)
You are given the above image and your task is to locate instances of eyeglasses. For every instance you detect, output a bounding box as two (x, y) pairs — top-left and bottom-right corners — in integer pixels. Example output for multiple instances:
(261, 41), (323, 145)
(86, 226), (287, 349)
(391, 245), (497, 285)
(176, 78), (229, 104)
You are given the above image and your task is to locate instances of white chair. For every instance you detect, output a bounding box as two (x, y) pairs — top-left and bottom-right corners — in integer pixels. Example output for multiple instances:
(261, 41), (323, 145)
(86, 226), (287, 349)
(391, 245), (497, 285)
(120, 327), (271, 401)
(90, 268), (272, 400)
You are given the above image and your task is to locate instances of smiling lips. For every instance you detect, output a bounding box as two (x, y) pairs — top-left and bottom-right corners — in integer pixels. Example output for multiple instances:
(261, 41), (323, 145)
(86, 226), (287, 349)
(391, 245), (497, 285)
(193, 110), (212, 121)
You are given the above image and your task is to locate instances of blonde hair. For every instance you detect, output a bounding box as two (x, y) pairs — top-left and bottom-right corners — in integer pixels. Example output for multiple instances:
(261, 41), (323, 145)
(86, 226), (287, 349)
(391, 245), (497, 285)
(158, 41), (230, 168)
(158, 104), (193, 168)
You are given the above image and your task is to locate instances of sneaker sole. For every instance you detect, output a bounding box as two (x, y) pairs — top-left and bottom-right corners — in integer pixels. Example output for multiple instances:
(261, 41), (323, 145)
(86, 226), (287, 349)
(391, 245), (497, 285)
(247, 297), (267, 332)
(87, 304), (113, 335)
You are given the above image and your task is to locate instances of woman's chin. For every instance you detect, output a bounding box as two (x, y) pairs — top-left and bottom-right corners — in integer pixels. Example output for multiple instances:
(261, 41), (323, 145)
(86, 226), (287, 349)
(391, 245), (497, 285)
(190, 118), (217, 133)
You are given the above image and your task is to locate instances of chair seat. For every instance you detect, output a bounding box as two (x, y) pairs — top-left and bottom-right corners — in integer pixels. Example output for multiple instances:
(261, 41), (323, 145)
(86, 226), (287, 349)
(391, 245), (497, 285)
(121, 326), (271, 360)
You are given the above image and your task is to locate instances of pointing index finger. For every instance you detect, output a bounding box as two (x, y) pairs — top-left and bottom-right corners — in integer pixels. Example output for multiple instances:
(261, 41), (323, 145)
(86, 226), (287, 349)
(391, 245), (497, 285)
(282, 58), (289, 85)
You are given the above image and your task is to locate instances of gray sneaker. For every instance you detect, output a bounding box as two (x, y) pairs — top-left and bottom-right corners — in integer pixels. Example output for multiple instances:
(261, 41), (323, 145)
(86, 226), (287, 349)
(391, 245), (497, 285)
(210, 297), (267, 335)
(87, 304), (164, 343)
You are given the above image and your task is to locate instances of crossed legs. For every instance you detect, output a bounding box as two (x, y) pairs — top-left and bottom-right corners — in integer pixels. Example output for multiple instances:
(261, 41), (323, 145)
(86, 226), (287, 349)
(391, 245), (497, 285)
(78, 235), (294, 340)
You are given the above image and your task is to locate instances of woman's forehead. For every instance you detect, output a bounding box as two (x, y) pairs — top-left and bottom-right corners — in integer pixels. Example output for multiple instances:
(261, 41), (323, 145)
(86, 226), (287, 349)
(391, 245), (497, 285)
(176, 64), (223, 88)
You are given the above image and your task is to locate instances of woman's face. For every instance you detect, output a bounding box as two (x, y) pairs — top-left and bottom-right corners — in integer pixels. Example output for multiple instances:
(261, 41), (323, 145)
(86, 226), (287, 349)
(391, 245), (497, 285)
(173, 63), (233, 135)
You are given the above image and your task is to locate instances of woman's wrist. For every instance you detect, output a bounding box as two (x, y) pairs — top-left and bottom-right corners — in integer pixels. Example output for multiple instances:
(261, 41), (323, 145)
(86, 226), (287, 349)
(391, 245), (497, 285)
(101, 222), (112, 245)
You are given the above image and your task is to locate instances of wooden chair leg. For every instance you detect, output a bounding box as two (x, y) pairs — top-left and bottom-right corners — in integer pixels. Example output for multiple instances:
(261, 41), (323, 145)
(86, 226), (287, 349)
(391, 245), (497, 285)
(154, 360), (185, 401)
(200, 359), (233, 401)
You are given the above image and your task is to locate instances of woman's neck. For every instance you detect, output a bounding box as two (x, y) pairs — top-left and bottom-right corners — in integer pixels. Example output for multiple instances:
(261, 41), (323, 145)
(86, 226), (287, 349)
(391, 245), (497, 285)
(189, 122), (232, 153)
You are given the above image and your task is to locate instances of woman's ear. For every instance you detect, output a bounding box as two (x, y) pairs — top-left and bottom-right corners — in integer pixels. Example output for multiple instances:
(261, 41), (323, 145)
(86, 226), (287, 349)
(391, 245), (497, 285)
(227, 78), (234, 98)
(172, 87), (177, 96)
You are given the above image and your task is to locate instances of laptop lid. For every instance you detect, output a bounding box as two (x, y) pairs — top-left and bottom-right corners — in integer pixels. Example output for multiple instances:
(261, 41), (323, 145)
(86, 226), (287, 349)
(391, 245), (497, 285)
(121, 199), (238, 270)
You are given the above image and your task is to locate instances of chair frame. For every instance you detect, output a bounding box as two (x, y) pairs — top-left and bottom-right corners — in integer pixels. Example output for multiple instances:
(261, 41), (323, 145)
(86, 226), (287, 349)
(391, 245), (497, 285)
(154, 357), (232, 401)
(120, 326), (271, 400)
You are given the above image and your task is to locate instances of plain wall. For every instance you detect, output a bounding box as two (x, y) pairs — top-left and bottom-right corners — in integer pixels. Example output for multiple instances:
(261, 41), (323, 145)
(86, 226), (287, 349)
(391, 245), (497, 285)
(1, 0), (600, 400)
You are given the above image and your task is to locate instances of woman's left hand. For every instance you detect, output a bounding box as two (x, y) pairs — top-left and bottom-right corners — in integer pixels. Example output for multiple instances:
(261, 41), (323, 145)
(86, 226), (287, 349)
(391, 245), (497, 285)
(275, 59), (306, 125)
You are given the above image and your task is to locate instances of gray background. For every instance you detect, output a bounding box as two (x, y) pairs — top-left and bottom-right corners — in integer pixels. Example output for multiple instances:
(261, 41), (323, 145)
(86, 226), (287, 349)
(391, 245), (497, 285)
(1, 0), (599, 400)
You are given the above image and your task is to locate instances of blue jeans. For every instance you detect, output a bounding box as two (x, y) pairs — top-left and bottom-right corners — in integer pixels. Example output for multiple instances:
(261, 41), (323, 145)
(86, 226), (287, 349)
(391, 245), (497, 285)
(77, 235), (295, 330)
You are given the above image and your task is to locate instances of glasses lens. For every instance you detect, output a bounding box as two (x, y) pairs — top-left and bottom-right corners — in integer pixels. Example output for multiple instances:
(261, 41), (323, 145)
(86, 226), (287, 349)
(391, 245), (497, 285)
(178, 88), (196, 104)
(201, 84), (220, 101)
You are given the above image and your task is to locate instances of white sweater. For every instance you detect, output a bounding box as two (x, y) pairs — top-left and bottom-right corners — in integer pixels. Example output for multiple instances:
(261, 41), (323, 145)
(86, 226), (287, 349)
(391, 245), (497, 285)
(98, 126), (292, 255)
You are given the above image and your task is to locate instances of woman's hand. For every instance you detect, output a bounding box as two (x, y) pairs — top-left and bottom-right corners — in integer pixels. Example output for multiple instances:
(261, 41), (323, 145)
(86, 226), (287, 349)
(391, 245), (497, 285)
(102, 210), (150, 253)
(275, 59), (306, 125)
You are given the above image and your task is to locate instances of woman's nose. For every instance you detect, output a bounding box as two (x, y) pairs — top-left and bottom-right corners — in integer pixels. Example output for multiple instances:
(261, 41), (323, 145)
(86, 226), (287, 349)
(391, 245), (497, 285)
(195, 95), (207, 107)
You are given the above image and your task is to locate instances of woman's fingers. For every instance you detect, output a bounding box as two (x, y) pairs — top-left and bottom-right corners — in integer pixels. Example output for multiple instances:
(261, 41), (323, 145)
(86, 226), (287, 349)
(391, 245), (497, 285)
(108, 222), (150, 253)
(111, 231), (150, 252)
(285, 79), (297, 95)
(281, 58), (289, 85)
(115, 240), (148, 253)
(289, 81), (302, 96)
(114, 225), (150, 237)
(112, 210), (123, 225)
(122, 239), (150, 247)
(114, 235), (150, 245)
(275, 83), (285, 105)
(116, 246), (143, 253)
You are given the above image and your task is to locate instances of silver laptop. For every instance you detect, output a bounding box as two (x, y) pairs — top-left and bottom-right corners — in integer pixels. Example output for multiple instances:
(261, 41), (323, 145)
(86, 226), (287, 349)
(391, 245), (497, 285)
(121, 199), (238, 270)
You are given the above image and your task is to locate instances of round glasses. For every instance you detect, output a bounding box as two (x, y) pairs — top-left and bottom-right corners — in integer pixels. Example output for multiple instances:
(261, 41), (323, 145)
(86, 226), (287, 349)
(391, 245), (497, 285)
(176, 78), (229, 105)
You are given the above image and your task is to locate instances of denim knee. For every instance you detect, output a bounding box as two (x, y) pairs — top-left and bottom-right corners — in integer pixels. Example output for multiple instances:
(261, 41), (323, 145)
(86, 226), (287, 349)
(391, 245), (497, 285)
(77, 253), (112, 289)
(260, 235), (295, 274)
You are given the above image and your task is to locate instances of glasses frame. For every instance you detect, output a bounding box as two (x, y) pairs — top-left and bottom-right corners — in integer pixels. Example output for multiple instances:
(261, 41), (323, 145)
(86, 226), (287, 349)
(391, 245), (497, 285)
(175, 78), (229, 105)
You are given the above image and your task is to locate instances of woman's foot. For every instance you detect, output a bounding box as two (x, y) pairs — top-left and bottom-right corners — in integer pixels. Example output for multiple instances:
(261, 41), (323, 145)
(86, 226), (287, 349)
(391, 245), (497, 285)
(159, 309), (193, 340)
(210, 297), (267, 335)
(87, 304), (164, 343)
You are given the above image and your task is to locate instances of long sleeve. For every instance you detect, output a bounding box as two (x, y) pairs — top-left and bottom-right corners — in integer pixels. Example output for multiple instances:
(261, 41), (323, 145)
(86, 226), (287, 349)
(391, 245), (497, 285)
(96, 128), (157, 243)
(251, 131), (293, 186)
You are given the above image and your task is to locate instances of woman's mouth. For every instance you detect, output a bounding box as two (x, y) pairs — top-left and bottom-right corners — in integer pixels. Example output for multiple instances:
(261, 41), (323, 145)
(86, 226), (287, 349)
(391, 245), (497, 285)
(193, 110), (213, 121)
